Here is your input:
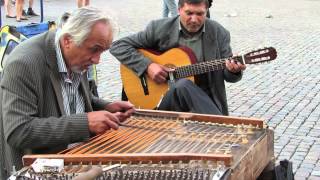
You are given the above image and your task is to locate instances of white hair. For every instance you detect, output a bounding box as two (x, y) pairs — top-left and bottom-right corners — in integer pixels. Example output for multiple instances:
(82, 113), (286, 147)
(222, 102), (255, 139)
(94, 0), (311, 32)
(57, 6), (117, 46)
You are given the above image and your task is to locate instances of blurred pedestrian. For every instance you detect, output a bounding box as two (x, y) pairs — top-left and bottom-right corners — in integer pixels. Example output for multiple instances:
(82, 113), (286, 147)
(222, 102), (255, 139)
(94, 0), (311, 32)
(16, 0), (28, 22)
(25, 0), (39, 16)
(206, 0), (212, 18)
(4, 0), (15, 18)
(77, 0), (89, 8)
(163, 0), (178, 17)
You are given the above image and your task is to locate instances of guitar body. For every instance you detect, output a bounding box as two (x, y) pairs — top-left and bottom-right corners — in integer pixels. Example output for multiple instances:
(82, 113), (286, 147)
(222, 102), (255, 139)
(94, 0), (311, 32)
(120, 46), (277, 109)
(120, 48), (195, 109)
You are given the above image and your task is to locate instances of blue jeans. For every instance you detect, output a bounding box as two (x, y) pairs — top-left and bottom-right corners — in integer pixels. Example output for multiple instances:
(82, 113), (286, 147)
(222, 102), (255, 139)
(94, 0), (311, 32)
(162, 0), (178, 17)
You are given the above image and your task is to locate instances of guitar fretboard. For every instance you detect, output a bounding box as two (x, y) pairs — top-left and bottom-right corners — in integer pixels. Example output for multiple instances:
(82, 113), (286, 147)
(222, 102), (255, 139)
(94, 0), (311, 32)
(174, 58), (233, 79)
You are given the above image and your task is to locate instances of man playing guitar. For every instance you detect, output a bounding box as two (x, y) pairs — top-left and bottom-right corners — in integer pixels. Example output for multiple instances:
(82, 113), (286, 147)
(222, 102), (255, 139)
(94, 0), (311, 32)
(110, 0), (246, 115)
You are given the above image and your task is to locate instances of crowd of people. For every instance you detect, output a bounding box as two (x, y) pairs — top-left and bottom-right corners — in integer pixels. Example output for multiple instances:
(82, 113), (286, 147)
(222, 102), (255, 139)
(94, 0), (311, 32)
(162, 0), (213, 18)
(4, 0), (38, 22)
(3, 0), (89, 22)
(0, 0), (246, 179)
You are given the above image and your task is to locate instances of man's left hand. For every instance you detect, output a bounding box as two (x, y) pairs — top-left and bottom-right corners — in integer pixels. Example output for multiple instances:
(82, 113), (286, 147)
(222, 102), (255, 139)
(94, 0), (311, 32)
(226, 59), (246, 73)
(105, 101), (135, 121)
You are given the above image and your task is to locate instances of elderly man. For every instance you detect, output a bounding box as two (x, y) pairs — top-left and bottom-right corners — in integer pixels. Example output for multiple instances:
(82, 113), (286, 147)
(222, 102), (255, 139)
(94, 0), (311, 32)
(110, 0), (246, 115)
(0, 7), (134, 179)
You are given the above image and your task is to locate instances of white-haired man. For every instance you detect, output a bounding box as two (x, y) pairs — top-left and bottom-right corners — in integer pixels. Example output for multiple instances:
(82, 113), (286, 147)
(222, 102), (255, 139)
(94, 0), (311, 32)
(0, 7), (135, 179)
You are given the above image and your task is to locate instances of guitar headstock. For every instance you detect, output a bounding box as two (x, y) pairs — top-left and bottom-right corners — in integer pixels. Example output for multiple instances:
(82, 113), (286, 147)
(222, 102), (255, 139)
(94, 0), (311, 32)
(239, 47), (277, 64)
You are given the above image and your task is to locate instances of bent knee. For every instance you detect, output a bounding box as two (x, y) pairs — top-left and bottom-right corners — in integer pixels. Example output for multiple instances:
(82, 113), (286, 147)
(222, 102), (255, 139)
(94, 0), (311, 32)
(171, 79), (196, 95)
(174, 79), (193, 89)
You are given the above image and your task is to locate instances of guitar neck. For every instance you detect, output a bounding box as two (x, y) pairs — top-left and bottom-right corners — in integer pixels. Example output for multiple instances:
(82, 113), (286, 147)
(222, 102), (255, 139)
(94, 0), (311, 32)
(174, 58), (230, 78)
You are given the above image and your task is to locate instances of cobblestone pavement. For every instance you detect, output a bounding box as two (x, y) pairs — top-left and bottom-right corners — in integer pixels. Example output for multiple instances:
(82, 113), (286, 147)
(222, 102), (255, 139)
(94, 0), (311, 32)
(2, 0), (320, 179)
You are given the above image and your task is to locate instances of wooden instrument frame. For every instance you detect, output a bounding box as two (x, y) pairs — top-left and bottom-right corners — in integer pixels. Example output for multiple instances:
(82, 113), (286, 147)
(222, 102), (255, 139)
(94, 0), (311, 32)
(23, 109), (274, 180)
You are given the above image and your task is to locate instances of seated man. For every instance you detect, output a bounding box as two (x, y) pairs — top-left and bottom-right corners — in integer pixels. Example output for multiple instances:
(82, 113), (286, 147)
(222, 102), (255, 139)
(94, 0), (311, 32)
(110, 0), (245, 115)
(0, 7), (134, 179)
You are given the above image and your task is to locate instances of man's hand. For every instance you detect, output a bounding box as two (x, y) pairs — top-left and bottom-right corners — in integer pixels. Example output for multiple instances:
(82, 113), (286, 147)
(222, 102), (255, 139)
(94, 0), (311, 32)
(226, 59), (246, 73)
(87, 111), (121, 134)
(147, 63), (170, 84)
(105, 101), (135, 122)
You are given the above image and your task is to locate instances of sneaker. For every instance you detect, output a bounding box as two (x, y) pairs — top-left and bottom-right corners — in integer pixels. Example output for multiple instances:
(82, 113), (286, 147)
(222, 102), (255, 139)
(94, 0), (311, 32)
(27, 8), (39, 16)
(22, 9), (27, 16)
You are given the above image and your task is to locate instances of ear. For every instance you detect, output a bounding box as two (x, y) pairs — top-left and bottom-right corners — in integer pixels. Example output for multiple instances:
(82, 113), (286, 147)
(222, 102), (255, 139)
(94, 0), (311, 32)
(62, 34), (72, 48)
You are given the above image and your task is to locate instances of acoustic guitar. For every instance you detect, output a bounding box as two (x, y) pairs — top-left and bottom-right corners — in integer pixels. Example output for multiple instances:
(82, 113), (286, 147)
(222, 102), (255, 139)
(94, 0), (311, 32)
(120, 47), (277, 109)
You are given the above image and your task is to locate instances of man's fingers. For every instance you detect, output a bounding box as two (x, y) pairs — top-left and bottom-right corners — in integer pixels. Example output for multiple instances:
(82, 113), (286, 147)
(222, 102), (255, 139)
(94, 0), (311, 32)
(104, 112), (119, 123)
(121, 109), (136, 121)
(226, 59), (246, 73)
(103, 118), (119, 130)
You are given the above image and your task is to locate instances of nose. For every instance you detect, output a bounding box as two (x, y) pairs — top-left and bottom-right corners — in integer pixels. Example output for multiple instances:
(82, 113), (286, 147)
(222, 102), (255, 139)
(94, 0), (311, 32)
(190, 15), (198, 22)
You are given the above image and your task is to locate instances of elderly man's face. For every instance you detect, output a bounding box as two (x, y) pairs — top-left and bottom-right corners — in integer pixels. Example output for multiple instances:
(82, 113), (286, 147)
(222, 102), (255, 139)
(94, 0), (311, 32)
(179, 2), (207, 33)
(62, 21), (113, 73)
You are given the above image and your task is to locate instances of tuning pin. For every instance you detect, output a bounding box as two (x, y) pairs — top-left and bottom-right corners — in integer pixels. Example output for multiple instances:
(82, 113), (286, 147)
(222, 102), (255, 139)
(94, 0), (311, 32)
(237, 124), (242, 134)
(224, 148), (231, 155)
(246, 124), (254, 134)
(241, 134), (248, 144)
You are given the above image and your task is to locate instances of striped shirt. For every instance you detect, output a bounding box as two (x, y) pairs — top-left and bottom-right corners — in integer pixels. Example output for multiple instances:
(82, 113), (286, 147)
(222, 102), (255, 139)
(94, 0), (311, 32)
(55, 31), (85, 115)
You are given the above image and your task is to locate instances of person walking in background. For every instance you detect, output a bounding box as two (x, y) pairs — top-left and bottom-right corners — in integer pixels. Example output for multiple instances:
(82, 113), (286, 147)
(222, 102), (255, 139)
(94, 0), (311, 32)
(4, 0), (15, 18)
(77, 0), (89, 8)
(162, 0), (178, 17)
(206, 0), (212, 18)
(25, 0), (39, 16)
(5, 0), (38, 22)
(15, 0), (27, 22)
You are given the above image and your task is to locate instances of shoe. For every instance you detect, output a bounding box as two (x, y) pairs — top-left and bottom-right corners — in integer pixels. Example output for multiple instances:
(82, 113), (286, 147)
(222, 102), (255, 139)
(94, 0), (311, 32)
(22, 9), (27, 16)
(27, 8), (39, 16)
(20, 16), (28, 20)
(16, 16), (28, 22)
(6, 15), (16, 18)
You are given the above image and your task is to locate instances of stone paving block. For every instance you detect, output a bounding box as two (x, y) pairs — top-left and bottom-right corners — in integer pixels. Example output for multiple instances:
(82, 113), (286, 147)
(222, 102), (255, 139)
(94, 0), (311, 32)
(308, 176), (320, 180)
(294, 176), (308, 180)
(311, 170), (320, 177)
(295, 169), (311, 178)
(292, 155), (306, 161)
(300, 163), (316, 170)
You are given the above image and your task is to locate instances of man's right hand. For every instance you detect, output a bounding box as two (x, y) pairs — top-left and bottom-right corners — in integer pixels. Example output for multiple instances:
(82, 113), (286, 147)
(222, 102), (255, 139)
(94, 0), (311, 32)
(87, 111), (121, 134)
(147, 63), (169, 84)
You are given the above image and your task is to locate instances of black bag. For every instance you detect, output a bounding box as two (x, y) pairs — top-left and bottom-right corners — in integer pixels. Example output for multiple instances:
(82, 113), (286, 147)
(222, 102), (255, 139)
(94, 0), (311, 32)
(258, 159), (294, 180)
(275, 159), (294, 180)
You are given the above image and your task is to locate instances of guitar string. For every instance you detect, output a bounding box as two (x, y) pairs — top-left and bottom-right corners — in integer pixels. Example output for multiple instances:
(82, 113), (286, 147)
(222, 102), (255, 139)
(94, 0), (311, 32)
(175, 58), (229, 79)
(174, 54), (248, 79)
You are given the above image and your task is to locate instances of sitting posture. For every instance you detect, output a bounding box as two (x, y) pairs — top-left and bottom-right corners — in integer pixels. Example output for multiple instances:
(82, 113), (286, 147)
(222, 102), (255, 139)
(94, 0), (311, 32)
(110, 0), (246, 115)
